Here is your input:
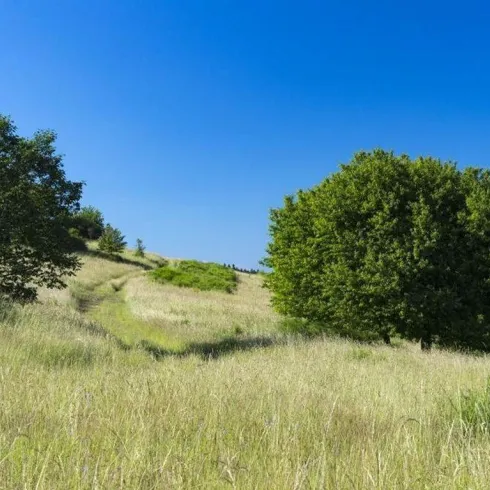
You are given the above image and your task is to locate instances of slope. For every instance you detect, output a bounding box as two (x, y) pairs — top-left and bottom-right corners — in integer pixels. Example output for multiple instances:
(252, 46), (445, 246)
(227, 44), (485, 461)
(2, 249), (490, 488)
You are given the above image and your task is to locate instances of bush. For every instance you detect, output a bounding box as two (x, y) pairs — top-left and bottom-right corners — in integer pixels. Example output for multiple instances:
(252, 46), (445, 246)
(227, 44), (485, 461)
(67, 228), (88, 252)
(150, 260), (238, 293)
(69, 206), (105, 240)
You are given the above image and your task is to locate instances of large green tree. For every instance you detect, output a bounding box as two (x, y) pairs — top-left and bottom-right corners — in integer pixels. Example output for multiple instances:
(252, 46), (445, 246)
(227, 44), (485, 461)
(263, 150), (490, 350)
(0, 115), (83, 301)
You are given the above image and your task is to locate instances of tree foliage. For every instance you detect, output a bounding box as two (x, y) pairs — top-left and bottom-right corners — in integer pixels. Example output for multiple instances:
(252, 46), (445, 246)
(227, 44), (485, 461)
(0, 115), (83, 301)
(98, 224), (126, 254)
(70, 205), (104, 240)
(263, 150), (490, 350)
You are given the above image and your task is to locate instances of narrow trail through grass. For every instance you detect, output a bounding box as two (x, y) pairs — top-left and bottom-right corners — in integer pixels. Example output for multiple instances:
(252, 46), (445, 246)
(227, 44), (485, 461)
(67, 264), (183, 354)
(88, 284), (184, 353)
(54, 251), (282, 360)
(85, 273), (279, 360)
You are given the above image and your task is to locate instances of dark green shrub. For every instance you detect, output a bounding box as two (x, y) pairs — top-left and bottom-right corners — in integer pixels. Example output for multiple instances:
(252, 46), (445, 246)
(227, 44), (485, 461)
(68, 206), (105, 240)
(67, 228), (88, 252)
(150, 260), (238, 293)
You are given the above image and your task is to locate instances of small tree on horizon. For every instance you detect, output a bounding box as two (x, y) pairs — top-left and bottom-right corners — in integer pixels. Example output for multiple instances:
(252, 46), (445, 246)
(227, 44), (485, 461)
(98, 224), (126, 254)
(134, 238), (146, 257)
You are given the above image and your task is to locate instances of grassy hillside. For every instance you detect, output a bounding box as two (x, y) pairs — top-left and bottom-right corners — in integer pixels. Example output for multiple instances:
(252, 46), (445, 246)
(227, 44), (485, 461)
(2, 249), (490, 488)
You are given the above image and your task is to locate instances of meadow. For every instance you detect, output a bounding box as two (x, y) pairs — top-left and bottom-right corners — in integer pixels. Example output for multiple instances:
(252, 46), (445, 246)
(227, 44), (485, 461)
(2, 250), (490, 488)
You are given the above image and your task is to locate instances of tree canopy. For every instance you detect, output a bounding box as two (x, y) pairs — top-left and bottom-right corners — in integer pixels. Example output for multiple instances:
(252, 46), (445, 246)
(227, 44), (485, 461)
(70, 205), (104, 240)
(0, 115), (83, 301)
(263, 149), (490, 351)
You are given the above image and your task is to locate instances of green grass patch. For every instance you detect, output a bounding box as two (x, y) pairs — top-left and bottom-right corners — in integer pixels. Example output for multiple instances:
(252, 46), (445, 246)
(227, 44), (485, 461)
(150, 260), (238, 293)
(88, 291), (183, 353)
(454, 380), (490, 433)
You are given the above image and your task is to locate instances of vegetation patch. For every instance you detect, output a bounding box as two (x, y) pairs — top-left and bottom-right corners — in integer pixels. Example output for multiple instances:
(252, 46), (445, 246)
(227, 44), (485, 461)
(88, 290), (183, 352)
(279, 317), (385, 343)
(348, 346), (388, 362)
(150, 260), (238, 293)
(453, 381), (490, 434)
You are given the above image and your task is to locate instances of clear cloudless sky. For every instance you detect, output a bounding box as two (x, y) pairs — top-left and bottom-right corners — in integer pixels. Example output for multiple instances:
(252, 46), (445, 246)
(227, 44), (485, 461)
(1, 1), (490, 268)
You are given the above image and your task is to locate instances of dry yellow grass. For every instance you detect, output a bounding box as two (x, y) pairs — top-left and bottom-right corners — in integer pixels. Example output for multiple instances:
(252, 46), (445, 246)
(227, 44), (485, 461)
(3, 250), (490, 488)
(125, 272), (281, 342)
(38, 253), (146, 305)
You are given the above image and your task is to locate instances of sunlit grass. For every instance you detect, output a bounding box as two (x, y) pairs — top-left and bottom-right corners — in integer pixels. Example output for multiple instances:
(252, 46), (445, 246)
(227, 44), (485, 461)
(125, 272), (281, 343)
(4, 250), (490, 488)
(88, 289), (184, 352)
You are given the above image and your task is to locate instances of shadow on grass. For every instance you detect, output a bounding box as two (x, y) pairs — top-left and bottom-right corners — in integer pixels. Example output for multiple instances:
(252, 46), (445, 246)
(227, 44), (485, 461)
(136, 336), (280, 361)
(185, 336), (278, 359)
(80, 249), (165, 271)
(146, 256), (169, 268)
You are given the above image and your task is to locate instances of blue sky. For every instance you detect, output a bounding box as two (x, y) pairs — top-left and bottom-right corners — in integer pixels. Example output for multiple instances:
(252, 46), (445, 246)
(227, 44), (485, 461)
(2, 1), (490, 268)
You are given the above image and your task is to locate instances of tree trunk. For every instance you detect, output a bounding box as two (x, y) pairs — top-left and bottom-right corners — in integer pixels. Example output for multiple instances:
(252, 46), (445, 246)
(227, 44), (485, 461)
(421, 333), (432, 351)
